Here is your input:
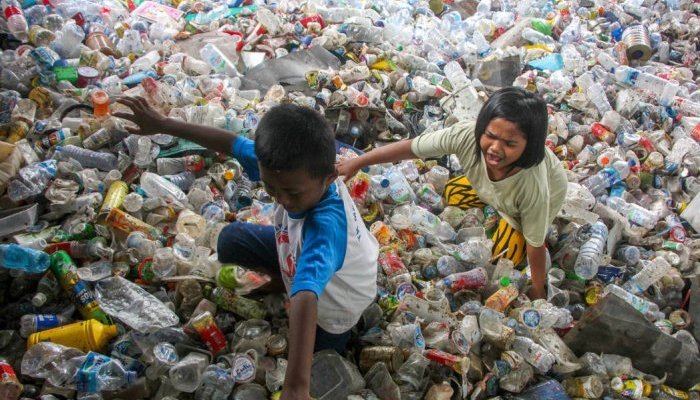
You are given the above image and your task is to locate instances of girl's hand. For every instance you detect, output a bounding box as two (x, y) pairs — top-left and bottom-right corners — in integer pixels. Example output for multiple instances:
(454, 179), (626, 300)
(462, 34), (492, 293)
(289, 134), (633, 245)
(336, 157), (361, 182)
(113, 96), (167, 136)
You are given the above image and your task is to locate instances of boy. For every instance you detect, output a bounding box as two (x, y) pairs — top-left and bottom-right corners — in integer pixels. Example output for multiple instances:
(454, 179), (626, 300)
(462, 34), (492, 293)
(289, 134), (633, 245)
(115, 97), (379, 400)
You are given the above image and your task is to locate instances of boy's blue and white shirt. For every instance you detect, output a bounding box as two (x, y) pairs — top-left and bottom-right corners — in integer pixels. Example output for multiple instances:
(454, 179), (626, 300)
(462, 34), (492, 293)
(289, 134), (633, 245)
(232, 137), (379, 334)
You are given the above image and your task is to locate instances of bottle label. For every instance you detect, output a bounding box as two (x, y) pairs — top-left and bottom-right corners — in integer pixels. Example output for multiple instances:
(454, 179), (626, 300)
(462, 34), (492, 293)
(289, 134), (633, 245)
(0, 360), (19, 384)
(231, 354), (256, 383)
(184, 155), (205, 172)
(35, 314), (60, 331)
(77, 352), (111, 393)
(192, 315), (228, 355)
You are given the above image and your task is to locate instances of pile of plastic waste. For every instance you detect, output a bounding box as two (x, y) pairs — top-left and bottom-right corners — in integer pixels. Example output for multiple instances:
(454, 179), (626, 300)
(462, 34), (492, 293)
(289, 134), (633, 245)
(0, 0), (699, 398)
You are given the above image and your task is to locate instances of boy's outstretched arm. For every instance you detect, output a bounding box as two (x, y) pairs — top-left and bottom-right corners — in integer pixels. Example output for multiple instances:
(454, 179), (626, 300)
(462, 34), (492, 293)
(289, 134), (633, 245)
(281, 291), (317, 400)
(114, 96), (239, 155)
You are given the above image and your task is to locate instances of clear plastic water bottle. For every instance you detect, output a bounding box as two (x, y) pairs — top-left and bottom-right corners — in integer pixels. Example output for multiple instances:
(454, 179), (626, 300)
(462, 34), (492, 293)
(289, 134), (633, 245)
(76, 352), (137, 393)
(194, 363), (234, 400)
(622, 257), (672, 295)
(580, 167), (622, 196)
(522, 27), (555, 44)
(55, 145), (117, 171)
(7, 159), (57, 202)
(603, 284), (661, 321)
(0, 244), (50, 273)
(156, 155), (206, 176)
(133, 136), (153, 169)
(443, 61), (470, 91)
(511, 336), (556, 374)
(199, 44), (239, 77)
(164, 171), (196, 192)
(2, 0), (28, 41)
(169, 352), (210, 393)
(140, 172), (188, 205)
(130, 50), (161, 73)
(604, 196), (658, 229)
(574, 221), (608, 280)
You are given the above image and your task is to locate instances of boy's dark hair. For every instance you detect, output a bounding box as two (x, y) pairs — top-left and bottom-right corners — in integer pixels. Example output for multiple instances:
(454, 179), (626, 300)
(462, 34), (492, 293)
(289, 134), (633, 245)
(474, 87), (548, 169)
(254, 103), (336, 179)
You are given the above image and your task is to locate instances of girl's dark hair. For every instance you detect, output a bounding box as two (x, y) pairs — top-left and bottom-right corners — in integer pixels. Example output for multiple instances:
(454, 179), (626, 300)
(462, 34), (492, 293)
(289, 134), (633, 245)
(254, 103), (336, 179)
(474, 87), (548, 169)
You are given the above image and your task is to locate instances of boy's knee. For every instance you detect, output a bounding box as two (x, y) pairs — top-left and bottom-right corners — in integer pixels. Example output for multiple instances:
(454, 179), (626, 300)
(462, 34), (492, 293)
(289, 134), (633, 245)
(217, 222), (246, 263)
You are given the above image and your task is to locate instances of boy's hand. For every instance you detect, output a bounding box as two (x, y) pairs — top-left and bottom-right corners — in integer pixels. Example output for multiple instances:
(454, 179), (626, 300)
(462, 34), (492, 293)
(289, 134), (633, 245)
(113, 96), (167, 136)
(335, 158), (361, 182)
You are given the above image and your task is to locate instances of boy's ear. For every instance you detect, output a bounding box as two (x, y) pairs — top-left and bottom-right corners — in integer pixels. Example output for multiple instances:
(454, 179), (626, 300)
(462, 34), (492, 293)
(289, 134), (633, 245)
(324, 171), (338, 187)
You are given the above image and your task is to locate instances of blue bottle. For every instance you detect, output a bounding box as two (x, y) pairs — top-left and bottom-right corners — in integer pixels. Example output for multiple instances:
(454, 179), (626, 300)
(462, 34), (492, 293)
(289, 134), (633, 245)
(0, 244), (51, 273)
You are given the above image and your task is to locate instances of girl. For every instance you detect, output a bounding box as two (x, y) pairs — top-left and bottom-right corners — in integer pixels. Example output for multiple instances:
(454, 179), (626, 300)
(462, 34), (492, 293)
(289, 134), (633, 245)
(337, 87), (567, 299)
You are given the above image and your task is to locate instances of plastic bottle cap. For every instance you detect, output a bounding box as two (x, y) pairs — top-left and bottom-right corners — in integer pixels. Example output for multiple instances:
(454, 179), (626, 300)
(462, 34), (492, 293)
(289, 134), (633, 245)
(500, 276), (511, 287)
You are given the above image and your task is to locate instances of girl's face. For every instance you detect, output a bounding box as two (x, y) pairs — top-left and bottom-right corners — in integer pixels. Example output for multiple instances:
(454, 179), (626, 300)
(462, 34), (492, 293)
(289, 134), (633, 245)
(480, 118), (528, 175)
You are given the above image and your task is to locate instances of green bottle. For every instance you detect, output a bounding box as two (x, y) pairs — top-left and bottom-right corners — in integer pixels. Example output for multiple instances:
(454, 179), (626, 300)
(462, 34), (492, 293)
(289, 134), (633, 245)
(49, 251), (112, 325)
(205, 286), (267, 320)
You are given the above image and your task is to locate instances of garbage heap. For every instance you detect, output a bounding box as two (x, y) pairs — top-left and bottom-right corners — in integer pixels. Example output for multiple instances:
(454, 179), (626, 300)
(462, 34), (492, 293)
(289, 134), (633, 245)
(0, 0), (699, 398)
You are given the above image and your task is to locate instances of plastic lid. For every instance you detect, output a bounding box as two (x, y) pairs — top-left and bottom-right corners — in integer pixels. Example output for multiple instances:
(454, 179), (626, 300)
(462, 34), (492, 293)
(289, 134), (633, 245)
(499, 276), (511, 287)
(31, 293), (47, 307)
(380, 178), (390, 188)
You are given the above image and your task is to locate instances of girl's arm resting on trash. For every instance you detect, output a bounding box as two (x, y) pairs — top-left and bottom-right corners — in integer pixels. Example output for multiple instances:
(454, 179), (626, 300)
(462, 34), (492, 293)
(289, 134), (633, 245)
(280, 291), (317, 400)
(526, 243), (547, 300)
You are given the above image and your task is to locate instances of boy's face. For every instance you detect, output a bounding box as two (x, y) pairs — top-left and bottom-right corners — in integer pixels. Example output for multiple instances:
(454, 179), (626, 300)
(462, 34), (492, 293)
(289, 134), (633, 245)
(259, 166), (336, 215)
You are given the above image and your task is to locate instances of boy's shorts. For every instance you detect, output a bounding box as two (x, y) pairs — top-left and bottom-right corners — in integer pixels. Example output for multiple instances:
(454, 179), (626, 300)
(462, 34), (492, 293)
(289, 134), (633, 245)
(217, 221), (351, 354)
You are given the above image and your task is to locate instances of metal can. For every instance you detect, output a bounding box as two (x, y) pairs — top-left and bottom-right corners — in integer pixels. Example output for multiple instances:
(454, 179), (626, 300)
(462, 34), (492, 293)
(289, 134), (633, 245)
(99, 180), (129, 216)
(563, 375), (604, 398)
(359, 346), (405, 373)
(77, 66), (101, 88)
(0, 359), (23, 400)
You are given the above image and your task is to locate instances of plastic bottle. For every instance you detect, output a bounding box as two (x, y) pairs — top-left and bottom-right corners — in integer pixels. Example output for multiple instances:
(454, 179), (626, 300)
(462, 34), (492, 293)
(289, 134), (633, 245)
(49, 251), (112, 325)
(444, 61), (470, 90)
(55, 145), (117, 171)
(76, 351), (137, 393)
(133, 136), (153, 169)
(169, 352), (210, 393)
(369, 174), (390, 201)
(195, 363), (234, 400)
(130, 50), (160, 73)
(384, 166), (415, 204)
(622, 257), (672, 295)
(206, 286), (267, 320)
(19, 314), (73, 338)
(580, 167), (623, 196)
(522, 27), (555, 44)
(199, 44), (239, 77)
(156, 155), (206, 176)
(2, 0), (28, 41)
(605, 196), (658, 229)
(586, 83), (613, 116)
(484, 277), (519, 312)
(511, 336), (556, 373)
(95, 276), (180, 333)
(140, 171), (188, 205)
(32, 272), (60, 307)
(27, 318), (118, 352)
(604, 284), (661, 320)
(7, 159), (57, 202)
(574, 221), (608, 280)
(152, 247), (177, 279)
(0, 244), (50, 273)
(436, 267), (488, 293)
(164, 171), (196, 192)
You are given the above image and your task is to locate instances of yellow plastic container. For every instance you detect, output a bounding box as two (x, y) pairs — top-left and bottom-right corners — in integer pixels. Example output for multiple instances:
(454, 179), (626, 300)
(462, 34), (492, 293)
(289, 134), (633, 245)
(27, 319), (118, 353)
